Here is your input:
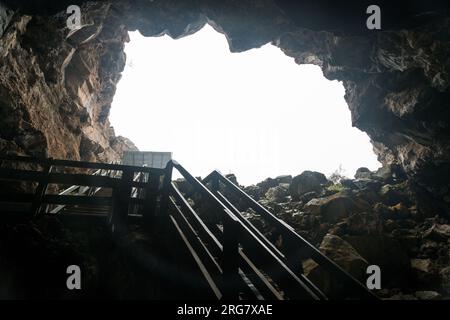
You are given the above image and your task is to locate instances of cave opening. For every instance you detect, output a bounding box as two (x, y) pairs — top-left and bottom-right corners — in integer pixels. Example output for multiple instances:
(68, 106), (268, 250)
(0, 0), (449, 302)
(110, 25), (380, 185)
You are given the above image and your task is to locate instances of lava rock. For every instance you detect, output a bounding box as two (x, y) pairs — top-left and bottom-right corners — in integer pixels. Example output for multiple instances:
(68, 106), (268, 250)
(275, 175), (292, 184)
(345, 235), (411, 287)
(415, 290), (441, 300)
(265, 185), (289, 203)
(354, 167), (373, 179)
(379, 183), (410, 206)
(289, 171), (329, 201)
(440, 267), (450, 295)
(423, 224), (450, 242)
(375, 164), (407, 183)
(303, 234), (369, 297)
(225, 174), (238, 185)
(304, 192), (368, 224)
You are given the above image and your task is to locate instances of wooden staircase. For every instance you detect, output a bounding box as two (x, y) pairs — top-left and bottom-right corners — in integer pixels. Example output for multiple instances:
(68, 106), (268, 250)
(0, 154), (378, 300)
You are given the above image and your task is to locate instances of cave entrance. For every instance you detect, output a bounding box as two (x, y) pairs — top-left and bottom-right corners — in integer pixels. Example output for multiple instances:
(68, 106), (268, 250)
(110, 25), (380, 185)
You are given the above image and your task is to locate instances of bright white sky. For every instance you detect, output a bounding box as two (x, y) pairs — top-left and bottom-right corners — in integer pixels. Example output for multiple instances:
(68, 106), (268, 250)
(110, 25), (380, 185)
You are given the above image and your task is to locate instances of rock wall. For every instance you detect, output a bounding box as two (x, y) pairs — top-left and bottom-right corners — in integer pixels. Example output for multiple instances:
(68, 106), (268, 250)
(0, 0), (449, 205)
(0, 1), (137, 163)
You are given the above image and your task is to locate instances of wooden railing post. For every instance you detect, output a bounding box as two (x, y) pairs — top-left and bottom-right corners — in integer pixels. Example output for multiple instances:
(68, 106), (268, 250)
(142, 172), (160, 230)
(111, 169), (133, 234)
(31, 158), (52, 219)
(221, 212), (240, 300)
(159, 162), (173, 219)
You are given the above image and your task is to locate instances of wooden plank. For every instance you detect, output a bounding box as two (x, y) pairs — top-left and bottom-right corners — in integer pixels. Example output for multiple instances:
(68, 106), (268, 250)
(169, 212), (222, 300)
(158, 163), (173, 219)
(43, 195), (112, 206)
(110, 169), (134, 234)
(170, 200), (223, 295)
(221, 213), (241, 300)
(51, 159), (166, 175)
(31, 160), (52, 218)
(238, 251), (283, 300)
(48, 173), (119, 188)
(0, 155), (166, 175)
(142, 172), (160, 229)
(170, 183), (223, 255)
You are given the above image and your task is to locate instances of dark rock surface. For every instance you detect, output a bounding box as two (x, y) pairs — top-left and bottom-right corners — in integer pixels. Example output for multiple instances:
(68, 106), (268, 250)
(290, 171), (329, 201)
(241, 166), (450, 299)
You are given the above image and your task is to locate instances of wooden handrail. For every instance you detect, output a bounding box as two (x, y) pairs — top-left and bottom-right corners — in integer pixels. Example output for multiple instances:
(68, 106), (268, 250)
(0, 154), (165, 174)
(0, 156), (166, 227)
(203, 170), (378, 300)
(164, 160), (322, 300)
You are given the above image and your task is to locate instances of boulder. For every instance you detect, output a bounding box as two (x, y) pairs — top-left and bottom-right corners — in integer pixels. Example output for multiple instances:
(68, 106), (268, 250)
(440, 267), (450, 295)
(298, 191), (318, 204)
(303, 234), (369, 297)
(354, 167), (373, 179)
(243, 185), (262, 200)
(329, 212), (383, 236)
(275, 175), (292, 184)
(265, 185), (288, 203)
(419, 241), (440, 259)
(344, 235), (411, 287)
(225, 174), (238, 185)
(341, 179), (357, 189)
(304, 192), (368, 224)
(411, 258), (440, 288)
(415, 291), (441, 300)
(289, 171), (328, 201)
(390, 203), (411, 219)
(256, 178), (279, 196)
(379, 183), (411, 206)
(423, 224), (450, 242)
(375, 164), (407, 183)
(353, 179), (382, 192)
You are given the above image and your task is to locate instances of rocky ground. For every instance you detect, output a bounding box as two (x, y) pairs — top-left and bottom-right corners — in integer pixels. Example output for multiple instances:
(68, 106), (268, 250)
(226, 165), (450, 299)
